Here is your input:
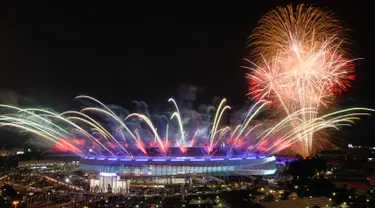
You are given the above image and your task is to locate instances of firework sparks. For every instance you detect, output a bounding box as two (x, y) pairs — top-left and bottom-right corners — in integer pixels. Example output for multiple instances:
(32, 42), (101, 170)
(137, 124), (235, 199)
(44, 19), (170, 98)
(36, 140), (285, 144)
(247, 4), (359, 156)
(0, 6), (370, 159)
(0, 95), (372, 158)
(0, 97), (267, 157)
(249, 4), (345, 63)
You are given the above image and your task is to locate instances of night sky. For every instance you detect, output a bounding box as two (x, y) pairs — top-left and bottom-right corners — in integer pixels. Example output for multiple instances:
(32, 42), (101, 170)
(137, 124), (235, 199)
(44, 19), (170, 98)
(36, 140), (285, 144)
(0, 1), (374, 146)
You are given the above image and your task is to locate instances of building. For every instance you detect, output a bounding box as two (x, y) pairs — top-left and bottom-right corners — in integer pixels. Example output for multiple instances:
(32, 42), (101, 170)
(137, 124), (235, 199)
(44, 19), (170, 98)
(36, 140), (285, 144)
(315, 150), (349, 161)
(18, 159), (79, 169)
(80, 150), (276, 193)
(0, 148), (24, 157)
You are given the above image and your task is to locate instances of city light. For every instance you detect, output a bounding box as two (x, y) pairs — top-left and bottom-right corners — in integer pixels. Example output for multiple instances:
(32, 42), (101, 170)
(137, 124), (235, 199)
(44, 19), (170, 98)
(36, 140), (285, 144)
(12, 200), (19, 208)
(99, 172), (117, 177)
(0, 3), (371, 208)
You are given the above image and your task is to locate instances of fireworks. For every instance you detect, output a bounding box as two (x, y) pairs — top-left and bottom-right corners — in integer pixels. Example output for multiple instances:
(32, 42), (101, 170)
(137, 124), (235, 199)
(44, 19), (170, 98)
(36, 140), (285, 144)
(249, 4), (345, 63)
(247, 4), (359, 156)
(0, 95), (372, 158)
(0, 5), (370, 158)
(0, 96), (268, 157)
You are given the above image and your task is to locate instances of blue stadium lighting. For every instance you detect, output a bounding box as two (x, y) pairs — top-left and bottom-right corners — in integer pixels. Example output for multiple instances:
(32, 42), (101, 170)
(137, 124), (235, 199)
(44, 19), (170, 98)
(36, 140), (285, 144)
(190, 158), (205, 161)
(170, 159), (185, 161)
(135, 158), (148, 162)
(80, 152), (280, 177)
(210, 158), (224, 161)
(177, 157), (193, 159)
(152, 159), (167, 162)
(228, 157), (243, 161)
(88, 157), (95, 160)
(120, 158), (132, 161)
(246, 157), (256, 159)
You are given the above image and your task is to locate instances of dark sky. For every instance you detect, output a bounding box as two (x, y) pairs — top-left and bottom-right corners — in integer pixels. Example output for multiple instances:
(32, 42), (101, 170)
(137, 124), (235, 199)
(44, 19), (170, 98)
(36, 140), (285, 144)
(0, 1), (374, 145)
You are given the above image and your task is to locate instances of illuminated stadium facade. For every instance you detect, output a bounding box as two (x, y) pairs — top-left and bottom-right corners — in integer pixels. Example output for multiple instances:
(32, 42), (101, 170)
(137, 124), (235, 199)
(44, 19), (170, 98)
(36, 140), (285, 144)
(80, 148), (276, 193)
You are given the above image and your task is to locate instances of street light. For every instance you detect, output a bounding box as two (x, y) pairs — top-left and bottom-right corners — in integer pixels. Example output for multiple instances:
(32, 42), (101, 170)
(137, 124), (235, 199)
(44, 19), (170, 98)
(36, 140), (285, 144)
(12, 200), (19, 208)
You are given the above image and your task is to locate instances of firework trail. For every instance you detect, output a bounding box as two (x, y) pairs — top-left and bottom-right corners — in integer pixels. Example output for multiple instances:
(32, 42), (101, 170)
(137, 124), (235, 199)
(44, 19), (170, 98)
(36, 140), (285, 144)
(247, 4), (358, 156)
(0, 6), (370, 158)
(249, 4), (345, 63)
(0, 95), (372, 158)
(0, 96), (267, 157)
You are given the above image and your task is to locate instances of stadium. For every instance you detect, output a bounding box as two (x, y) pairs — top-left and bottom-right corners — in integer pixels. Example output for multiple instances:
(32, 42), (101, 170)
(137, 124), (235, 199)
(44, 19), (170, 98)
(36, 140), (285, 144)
(79, 147), (277, 193)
